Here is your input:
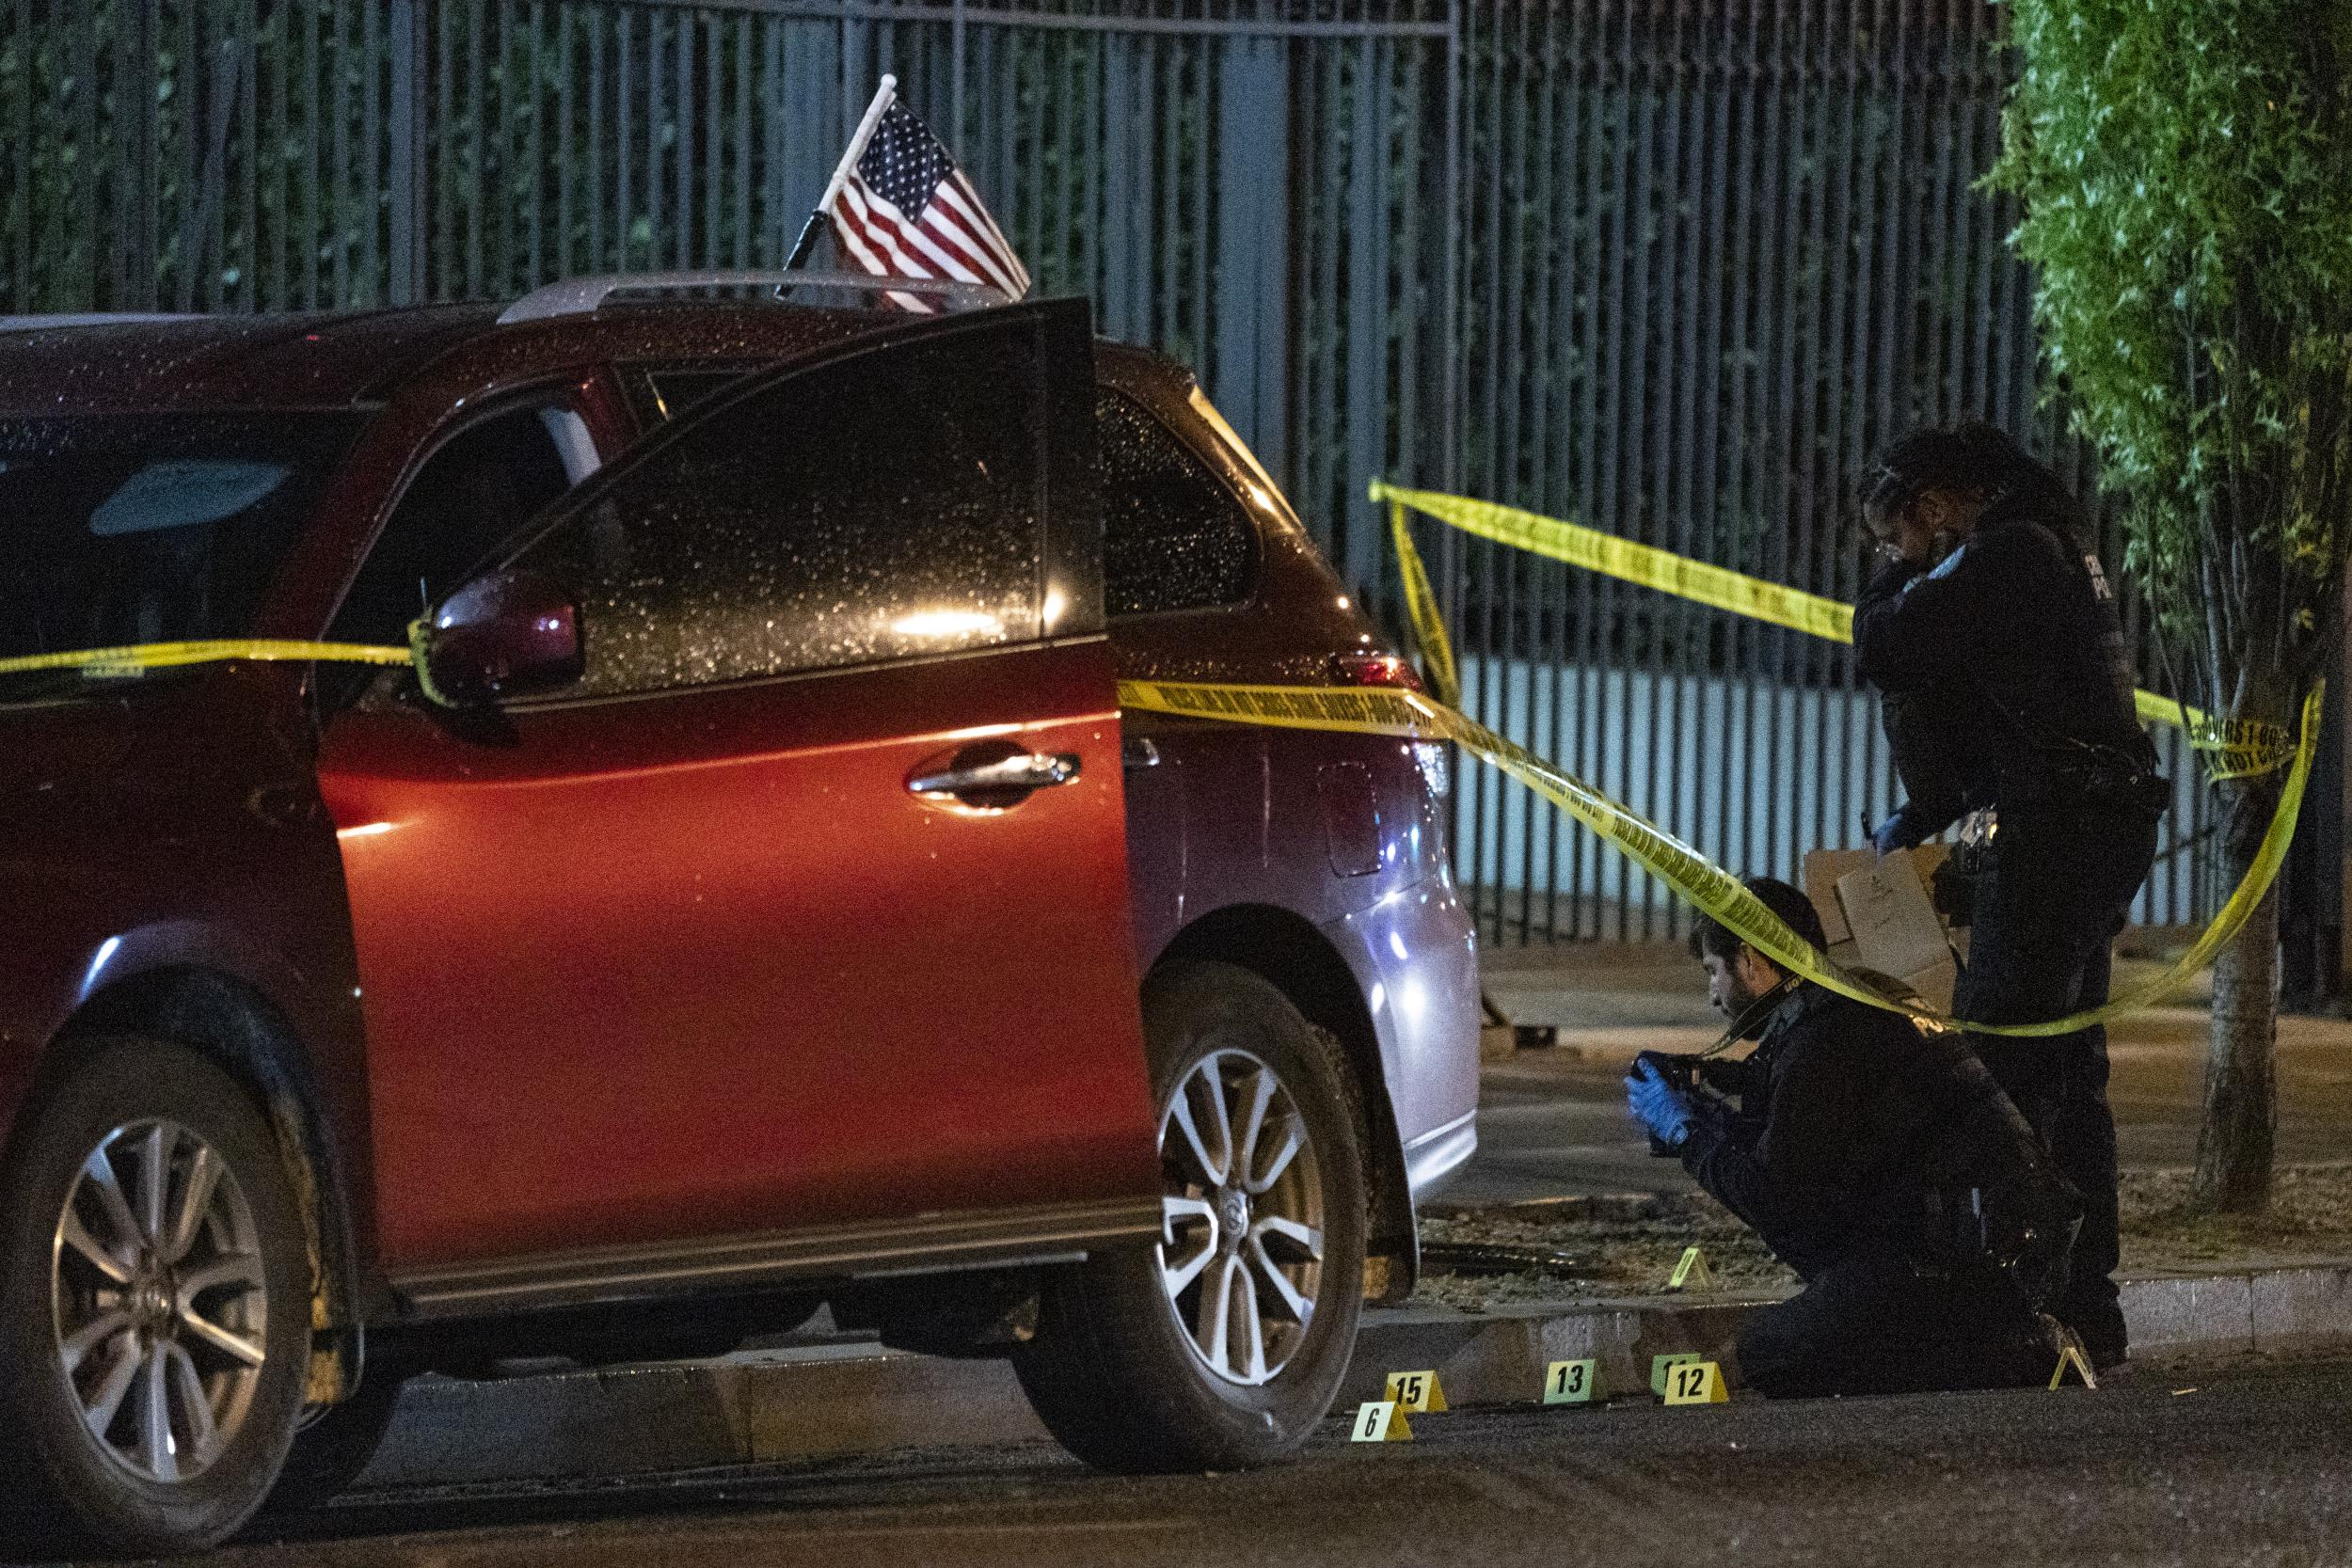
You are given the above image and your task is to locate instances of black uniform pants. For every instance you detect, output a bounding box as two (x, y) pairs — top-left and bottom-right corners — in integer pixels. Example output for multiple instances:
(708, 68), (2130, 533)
(1956, 800), (2159, 1369)
(1739, 1255), (2058, 1399)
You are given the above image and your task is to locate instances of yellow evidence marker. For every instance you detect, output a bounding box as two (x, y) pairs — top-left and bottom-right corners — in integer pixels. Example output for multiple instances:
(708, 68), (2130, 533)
(1543, 1358), (1598, 1405)
(1650, 1352), (1702, 1395)
(2049, 1344), (2099, 1390)
(1384, 1370), (1449, 1413)
(1665, 1245), (1716, 1291)
(1350, 1401), (1414, 1443)
(1662, 1359), (1730, 1404)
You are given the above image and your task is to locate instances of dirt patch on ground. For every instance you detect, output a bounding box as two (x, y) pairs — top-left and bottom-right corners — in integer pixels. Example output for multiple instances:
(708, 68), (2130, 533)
(2118, 1163), (2352, 1268)
(1414, 1195), (1792, 1310)
(1410, 1164), (2352, 1312)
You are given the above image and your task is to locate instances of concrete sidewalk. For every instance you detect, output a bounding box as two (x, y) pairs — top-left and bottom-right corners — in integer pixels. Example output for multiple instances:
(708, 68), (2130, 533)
(349, 1258), (2352, 1494)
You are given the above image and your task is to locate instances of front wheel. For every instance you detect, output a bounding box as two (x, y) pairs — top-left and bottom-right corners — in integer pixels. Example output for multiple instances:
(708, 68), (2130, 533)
(0, 1037), (313, 1556)
(1012, 960), (1367, 1472)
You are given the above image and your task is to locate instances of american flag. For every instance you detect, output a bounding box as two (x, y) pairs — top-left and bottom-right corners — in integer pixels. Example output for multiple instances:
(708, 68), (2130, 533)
(827, 100), (1031, 312)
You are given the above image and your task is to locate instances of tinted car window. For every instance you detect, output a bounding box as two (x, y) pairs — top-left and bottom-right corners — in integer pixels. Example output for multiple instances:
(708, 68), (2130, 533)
(0, 413), (361, 696)
(516, 330), (1045, 700)
(334, 401), (595, 647)
(1098, 391), (1255, 616)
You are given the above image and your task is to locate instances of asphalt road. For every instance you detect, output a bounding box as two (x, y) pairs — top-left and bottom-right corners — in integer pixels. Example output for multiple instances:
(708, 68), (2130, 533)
(1463, 951), (2352, 1203)
(117, 1354), (2352, 1568)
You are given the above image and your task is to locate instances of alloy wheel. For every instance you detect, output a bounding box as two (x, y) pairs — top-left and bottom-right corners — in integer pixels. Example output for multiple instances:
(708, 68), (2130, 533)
(49, 1119), (270, 1485)
(1156, 1048), (1326, 1386)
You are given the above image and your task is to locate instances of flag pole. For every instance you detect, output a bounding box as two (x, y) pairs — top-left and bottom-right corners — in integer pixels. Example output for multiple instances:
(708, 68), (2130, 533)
(785, 74), (898, 270)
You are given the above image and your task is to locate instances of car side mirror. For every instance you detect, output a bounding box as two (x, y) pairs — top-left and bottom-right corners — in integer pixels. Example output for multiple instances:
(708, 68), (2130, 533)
(416, 568), (582, 707)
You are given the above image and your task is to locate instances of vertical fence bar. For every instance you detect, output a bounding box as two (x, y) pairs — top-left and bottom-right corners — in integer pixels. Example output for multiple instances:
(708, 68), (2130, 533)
(1309, 34), (1343, 560)
(698, 10), (717, 271)
(72, 0), (97, 308)
(1523, 0), (1560, 942)
(675, 3), (693, 270)
(1629, 0), (1666, 935)
(1818, 0), (1861, 869)
(1692, 0), (1735, 898)
(1593, 0), (1630, 936)
(1436, 0), (1469, 904)
(530, 0), (549, 287)
(1565, 0), (1602, 938)
(1534, 0), (1570, 940)
(257, 0), (278, 310)
(732, 10), (750, 269)
(361, 0), (383, 303)
(495, 0), (517, 292)
(760, 10), (781, 266)
(1501, 3), (1532, 942)
(1343, 29), (1390, 592)
(644, 6), (663, 276)
(332, 0), (356, 305)
(1756, 0), (1797, 890)
(588, 6), (608, 272)
(1465, 0), (1496, 939)
(7, 0), (25, 305)
(129, 0), (162, 306)
(614, 8), (633, 271)
(1787, 0), (1831, 880)
(1661, 0), (1703, 932)
(432, 0), (454, 296)
(242, 0), (267, 309)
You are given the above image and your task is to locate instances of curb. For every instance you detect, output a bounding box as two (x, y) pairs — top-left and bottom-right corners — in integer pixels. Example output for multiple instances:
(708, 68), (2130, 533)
(350, 1259), (2352, 1492)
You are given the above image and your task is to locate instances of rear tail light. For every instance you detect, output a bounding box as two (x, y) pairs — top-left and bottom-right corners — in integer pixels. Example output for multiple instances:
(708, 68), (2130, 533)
(1327, 651), (1422, 690)
(1325, 652), (1447, 798)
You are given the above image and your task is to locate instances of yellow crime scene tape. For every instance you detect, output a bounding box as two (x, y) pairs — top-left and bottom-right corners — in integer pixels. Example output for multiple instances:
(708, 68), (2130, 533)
(1371, 481), (2298, 782)
(0, 638), (416, 677)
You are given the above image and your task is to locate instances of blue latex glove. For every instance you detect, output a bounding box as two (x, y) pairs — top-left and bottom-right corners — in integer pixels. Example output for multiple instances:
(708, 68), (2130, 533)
(1872, 802), (1925, 857)
(1624, 1059), (1695, 1149)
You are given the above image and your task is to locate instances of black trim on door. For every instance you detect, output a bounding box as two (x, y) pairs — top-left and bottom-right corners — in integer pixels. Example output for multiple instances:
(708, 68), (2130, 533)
(388, 1195), (1161, 1318)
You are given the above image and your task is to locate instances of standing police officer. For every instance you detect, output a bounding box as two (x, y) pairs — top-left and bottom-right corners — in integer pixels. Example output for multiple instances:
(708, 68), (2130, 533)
(1626, 879), (2078, 1396)
(1853, 422), (2167, 1371)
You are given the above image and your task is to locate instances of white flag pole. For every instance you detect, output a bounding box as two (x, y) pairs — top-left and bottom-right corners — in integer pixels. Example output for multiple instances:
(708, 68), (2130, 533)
(786, 75), (899, 270)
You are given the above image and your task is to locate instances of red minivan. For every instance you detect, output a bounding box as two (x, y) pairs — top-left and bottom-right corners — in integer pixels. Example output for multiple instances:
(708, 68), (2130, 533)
(0, 279), (1480, 1554)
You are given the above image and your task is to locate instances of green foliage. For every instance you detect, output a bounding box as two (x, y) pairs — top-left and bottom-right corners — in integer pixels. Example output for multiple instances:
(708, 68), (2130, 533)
(1992, 0), (2352, 717)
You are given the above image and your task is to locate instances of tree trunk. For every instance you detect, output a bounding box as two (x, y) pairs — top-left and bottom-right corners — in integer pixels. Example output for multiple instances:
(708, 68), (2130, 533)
(2192, 770), (2288, 1212)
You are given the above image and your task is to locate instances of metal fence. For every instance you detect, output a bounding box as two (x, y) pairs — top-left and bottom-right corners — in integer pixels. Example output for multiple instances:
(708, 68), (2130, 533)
(1438, 0), (2224, 944)
(0, 0), (2257, 949)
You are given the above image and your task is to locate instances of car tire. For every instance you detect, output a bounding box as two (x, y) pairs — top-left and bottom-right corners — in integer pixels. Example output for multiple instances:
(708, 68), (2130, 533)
(0, 1036), (313, 1556)
(1012, 959), (1367, 1472)
(264, 1357), (408, 1514)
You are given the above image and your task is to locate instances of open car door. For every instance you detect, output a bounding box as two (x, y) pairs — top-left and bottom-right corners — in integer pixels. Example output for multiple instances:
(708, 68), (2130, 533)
(319, 301), (1161, 1302)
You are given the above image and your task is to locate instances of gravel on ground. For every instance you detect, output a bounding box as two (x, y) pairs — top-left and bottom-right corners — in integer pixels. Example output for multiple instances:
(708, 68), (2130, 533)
(1411, 1162), (2352, 1311)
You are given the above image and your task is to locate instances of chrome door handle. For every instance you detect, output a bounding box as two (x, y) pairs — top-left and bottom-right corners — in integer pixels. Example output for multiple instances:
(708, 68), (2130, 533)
(907, 751), (1083, 799)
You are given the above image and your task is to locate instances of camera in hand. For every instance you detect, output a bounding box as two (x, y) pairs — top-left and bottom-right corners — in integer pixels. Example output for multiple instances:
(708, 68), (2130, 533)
(1635, 1050), (1705, 1155)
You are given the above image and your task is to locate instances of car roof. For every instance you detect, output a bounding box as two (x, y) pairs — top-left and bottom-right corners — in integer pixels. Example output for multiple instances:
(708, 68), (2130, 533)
(0, 308), (500, 416)
(0, 298), (934, 419)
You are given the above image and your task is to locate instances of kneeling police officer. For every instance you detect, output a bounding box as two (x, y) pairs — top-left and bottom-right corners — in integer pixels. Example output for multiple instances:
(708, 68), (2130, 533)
(1625, 878), (2083, 1397)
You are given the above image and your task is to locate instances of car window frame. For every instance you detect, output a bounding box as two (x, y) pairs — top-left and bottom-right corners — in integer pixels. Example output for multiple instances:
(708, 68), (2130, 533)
(330, 372), (629, 646)
(1093, 385), (1269, 624)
